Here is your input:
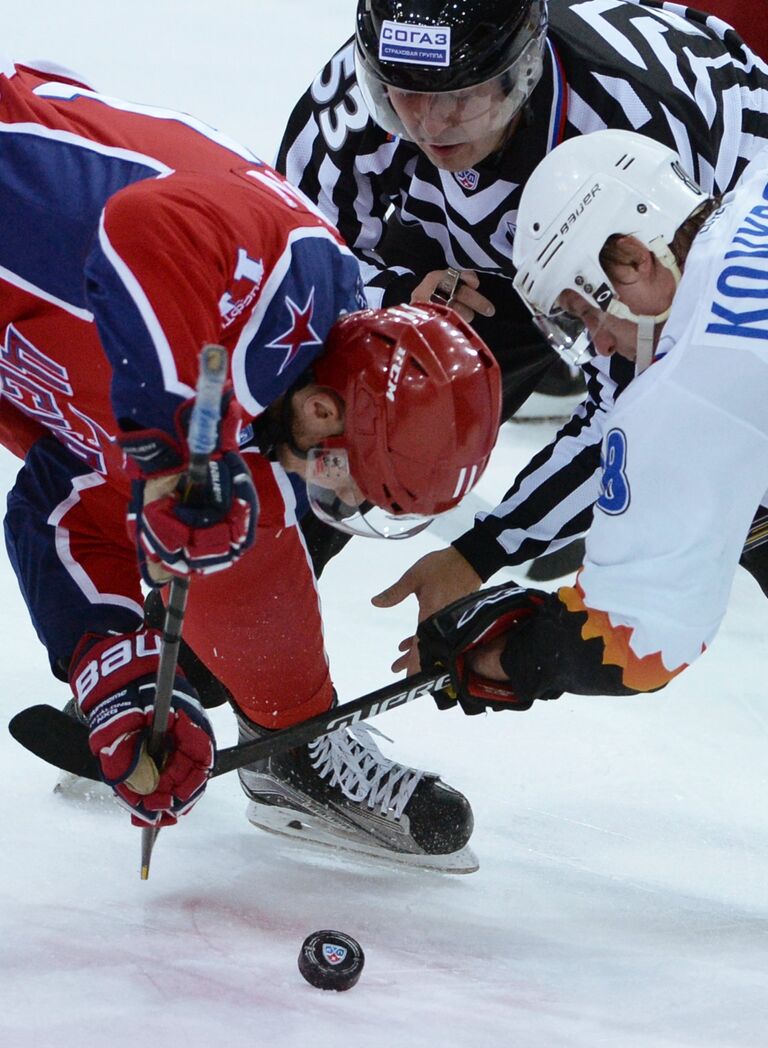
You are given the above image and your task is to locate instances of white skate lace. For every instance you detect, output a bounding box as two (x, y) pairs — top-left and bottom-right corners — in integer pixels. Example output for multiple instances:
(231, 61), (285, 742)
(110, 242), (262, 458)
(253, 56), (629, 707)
(307, 724), (424, 819)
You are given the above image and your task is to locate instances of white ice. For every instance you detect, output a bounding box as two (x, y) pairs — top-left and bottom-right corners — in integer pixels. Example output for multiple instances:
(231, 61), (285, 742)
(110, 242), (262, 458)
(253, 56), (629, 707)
(1, 4), (767, 1047)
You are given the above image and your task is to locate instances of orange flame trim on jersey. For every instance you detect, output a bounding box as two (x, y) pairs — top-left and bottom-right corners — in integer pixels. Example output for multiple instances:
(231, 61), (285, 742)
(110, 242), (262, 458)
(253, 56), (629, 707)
(558, 577), (691, 692)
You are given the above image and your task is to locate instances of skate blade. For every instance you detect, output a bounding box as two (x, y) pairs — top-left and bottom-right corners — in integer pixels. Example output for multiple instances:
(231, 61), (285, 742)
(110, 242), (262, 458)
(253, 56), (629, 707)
(246, 801), (479, 874)
(53, 771), (114, 806)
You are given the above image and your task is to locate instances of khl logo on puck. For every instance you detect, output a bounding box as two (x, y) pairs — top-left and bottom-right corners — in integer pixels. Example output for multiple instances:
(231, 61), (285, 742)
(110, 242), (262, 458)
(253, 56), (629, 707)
(323, 943), (348, 965)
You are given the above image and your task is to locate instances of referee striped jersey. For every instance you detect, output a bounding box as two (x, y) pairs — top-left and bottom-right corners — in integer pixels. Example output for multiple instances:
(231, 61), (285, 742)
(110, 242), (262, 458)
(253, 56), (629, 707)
(277, 0), (768, 577)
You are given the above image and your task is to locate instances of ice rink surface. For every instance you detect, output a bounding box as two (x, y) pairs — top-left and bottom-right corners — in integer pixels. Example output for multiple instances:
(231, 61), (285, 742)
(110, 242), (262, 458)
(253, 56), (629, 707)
(2, 4), (767, 1046)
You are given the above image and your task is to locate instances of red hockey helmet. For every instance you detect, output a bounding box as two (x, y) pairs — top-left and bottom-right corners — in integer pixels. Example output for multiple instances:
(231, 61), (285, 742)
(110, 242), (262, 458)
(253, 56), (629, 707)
(309, 302), (501, 538)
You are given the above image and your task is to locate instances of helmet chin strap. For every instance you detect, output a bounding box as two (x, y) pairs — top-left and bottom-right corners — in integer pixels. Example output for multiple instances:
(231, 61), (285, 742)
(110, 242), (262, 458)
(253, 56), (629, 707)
(607, 298), (675, 373)
(610, 241), (681, 375)
(634, 315), (657, 374)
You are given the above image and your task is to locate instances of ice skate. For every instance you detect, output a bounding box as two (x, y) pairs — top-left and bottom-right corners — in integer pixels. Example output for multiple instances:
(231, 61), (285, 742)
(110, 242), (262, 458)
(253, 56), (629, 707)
(52, 698), (114, 805)
(238, 716), (478, 874)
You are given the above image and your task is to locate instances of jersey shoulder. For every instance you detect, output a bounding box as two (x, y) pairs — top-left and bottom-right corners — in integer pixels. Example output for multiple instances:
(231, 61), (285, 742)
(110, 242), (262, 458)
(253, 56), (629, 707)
(550, 0), (758, 84)
(278, 35), (394, 161)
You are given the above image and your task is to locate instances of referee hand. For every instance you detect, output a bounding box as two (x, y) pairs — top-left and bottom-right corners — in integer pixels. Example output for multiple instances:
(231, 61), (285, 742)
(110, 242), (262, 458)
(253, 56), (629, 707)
(412, 267), (495, 324)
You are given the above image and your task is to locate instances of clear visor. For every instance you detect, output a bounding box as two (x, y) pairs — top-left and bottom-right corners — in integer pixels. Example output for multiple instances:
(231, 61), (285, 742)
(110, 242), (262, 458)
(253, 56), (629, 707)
(533, 309), (597, 367)
(357, 25), (546, 147)
(306, 447), (433, 540)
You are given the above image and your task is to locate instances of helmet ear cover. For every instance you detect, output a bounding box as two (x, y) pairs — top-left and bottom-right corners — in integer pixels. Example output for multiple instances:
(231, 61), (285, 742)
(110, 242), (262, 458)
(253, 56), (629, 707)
(312, 303), (501, 518)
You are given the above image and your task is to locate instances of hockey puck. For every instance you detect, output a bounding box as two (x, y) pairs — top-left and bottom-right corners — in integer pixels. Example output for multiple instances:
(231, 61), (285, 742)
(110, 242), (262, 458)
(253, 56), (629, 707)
(298, 930), (365, 991)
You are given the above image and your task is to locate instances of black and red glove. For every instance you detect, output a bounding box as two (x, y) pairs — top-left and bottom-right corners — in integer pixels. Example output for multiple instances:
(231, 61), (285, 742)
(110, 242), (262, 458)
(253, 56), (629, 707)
(119, 390), (257, 585)
(417, 583), (557, 714)
(69, 630), (215, 827)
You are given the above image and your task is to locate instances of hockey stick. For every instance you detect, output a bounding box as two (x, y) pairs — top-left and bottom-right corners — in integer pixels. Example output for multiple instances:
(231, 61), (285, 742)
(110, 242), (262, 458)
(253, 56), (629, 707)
(215, 669), (450, 775)
(8, 670), (451, 782)
(138, 344), (228, 878)
(139, 573), (188, 879)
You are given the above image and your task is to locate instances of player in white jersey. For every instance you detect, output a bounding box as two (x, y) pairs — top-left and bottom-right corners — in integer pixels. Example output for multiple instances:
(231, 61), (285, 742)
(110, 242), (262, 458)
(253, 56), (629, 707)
(416, 129), (768, 708)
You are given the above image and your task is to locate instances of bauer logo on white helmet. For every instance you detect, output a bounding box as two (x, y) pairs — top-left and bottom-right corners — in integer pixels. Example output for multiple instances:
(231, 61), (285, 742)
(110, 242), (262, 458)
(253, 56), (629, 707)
(558, 184), (603, 239)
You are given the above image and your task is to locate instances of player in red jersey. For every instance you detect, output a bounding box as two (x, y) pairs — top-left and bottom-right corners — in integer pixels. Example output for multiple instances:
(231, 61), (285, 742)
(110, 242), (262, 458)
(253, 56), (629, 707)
(0, 56), (500, 869)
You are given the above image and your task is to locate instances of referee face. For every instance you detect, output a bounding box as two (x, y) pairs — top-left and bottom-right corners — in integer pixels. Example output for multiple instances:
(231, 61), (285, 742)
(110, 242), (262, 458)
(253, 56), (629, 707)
(387, 85), (513, 170)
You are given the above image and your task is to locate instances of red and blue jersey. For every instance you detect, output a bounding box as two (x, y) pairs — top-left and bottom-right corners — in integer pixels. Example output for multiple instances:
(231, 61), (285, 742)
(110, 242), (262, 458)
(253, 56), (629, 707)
(0, 58), (365, 489)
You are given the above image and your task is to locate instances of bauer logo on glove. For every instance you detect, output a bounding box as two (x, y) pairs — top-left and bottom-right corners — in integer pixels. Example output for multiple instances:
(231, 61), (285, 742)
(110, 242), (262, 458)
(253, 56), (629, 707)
(69, 629), (216, 827)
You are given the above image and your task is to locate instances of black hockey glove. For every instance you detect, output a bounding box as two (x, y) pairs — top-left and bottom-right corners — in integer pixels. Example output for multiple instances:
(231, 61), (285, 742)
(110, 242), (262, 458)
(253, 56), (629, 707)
(417, 583), (549, 715)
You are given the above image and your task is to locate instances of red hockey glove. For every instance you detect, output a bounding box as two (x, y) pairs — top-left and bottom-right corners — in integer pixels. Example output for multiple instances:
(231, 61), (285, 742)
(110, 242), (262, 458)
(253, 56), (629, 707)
(69, 630), (216, 827)
(417, 583), (551, 714)
(119, 390), (258, 585)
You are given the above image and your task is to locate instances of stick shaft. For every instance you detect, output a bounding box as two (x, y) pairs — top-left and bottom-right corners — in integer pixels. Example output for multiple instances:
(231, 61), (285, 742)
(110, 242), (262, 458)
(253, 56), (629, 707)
(140, 344), (228, 878)
(146, 576), (190, 759)
(186, 344), (228, 479)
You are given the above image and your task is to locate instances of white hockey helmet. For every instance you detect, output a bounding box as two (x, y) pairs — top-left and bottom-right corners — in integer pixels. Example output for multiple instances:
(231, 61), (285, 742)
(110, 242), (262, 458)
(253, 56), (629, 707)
(512, 129), (709, 372)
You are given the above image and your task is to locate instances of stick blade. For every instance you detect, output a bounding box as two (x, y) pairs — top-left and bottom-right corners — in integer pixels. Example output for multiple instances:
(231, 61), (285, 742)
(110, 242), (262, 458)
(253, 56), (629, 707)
(8, 704), (100, 780)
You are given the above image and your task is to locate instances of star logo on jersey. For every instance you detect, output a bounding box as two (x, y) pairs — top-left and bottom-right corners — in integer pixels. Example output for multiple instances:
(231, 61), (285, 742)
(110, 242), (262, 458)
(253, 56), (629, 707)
(455, 168), (479, 191)
(267, 289), (323, 374)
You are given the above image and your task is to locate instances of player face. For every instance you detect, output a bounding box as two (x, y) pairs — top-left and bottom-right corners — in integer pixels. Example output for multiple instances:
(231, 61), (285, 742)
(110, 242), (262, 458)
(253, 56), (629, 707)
(306, 447), (363, 508)
(305, 444), (433, 539)
(556, 255), (676, 363)
(387, 84), (511, 170)
(556, 290), (645, 362)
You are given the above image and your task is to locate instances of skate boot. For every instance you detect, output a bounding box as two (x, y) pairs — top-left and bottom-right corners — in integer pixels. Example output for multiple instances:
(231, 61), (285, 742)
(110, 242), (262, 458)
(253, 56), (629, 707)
(237, 715), (478, 873)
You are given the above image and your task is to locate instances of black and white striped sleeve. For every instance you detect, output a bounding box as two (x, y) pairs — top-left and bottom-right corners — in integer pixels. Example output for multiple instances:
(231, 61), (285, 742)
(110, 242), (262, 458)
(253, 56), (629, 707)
(453, 355), (635, 580)
(275, 38), (419, 308)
